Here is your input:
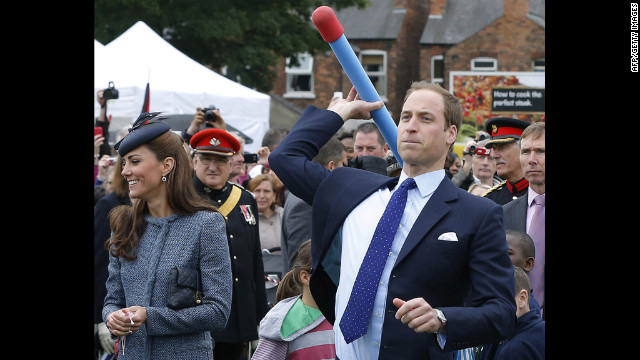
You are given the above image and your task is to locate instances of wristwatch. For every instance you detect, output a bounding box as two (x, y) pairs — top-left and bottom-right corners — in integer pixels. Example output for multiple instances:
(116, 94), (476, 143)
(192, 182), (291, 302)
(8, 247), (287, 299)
(434, 308), (447, 333)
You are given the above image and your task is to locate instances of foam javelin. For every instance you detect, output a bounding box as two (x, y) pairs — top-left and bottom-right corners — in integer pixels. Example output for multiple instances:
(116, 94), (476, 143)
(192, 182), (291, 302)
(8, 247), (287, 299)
(312, 5), (402, 166)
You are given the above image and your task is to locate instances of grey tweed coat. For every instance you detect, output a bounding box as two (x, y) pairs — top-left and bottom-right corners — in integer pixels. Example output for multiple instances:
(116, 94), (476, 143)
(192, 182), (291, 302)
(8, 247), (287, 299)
(102, 211), (233, 359)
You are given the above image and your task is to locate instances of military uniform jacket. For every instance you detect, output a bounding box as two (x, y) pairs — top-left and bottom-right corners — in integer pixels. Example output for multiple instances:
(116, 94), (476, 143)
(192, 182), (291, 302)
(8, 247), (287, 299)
(483, 178), (528, 206)
(194, 177), (270, 343)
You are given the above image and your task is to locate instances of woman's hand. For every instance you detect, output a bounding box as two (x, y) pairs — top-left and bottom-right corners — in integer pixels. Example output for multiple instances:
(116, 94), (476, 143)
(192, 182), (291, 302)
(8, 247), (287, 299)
(106, 306), (146, 336)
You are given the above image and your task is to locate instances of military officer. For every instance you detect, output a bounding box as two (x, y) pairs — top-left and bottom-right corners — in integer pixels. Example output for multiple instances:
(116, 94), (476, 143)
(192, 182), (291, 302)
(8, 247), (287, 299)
(190, 128), (269, 360)
(482, 117), (532, 205)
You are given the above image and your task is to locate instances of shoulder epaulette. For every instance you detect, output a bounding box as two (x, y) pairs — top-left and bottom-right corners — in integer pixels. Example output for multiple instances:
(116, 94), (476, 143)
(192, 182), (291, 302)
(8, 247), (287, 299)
(482, 180), (506, 197)
(232, 182), (255, 198)
(231, 182), (245, 190)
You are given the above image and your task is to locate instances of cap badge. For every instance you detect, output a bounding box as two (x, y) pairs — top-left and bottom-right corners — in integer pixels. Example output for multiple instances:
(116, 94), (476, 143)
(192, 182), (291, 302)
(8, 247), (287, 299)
(210, 137), (221, 146)
(492, 124), (498, 135)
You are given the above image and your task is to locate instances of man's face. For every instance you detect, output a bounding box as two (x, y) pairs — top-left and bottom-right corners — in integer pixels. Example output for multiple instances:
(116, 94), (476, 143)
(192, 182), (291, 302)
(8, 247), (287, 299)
(230, 146), (245, 178)
(520, 133), (545, 186)
(397, 89), (456, 172)
(490, 141), (523, 181)
(193, 153), (232, 190)
(354, 131), (387, 158)
(471, 150), (497, 182)
(341, 137), (356, 159)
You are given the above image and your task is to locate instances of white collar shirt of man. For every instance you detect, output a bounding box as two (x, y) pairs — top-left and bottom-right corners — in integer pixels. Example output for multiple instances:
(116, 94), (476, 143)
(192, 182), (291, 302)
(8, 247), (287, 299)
(335, 169), (445, 360)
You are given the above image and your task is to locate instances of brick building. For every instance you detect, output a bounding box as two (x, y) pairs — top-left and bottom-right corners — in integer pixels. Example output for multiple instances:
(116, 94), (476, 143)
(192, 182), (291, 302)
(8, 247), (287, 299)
(269, 0), (544, 130)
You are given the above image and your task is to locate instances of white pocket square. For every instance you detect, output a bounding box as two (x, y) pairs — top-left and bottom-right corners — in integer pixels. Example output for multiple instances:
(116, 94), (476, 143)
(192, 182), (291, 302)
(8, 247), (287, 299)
(437, 232), (458, 241)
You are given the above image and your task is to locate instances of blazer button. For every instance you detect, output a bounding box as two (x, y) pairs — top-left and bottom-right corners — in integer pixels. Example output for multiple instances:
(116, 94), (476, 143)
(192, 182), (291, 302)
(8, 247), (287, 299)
(233, 256), (237, 260)
(235, 278), (239, 282)
(230, 234), (234, 239)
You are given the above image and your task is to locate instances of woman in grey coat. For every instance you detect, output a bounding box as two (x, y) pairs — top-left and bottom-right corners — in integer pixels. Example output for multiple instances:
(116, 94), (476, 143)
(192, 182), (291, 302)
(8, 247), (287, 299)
(102, 113), (233, 359)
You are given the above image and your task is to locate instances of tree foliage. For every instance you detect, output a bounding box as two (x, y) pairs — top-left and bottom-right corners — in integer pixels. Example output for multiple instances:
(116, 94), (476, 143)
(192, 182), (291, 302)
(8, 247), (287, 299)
(95, 0), (369, 92)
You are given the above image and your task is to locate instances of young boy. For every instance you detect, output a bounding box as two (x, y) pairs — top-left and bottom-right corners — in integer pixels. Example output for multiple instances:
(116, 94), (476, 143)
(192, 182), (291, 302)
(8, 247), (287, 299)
(478, 267), (545, 359)
(506, 229), (541, 317)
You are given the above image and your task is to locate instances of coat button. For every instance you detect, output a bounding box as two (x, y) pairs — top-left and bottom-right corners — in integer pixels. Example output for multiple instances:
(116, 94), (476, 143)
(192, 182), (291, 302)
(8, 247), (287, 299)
(233, 256), (237, 260)
(230, 235), (234, 239)
(235, 278), (239, 282)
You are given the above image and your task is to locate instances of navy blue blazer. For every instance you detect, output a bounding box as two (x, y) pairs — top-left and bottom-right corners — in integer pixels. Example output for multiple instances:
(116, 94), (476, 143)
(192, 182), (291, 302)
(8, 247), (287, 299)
(269, 106), (516, 359)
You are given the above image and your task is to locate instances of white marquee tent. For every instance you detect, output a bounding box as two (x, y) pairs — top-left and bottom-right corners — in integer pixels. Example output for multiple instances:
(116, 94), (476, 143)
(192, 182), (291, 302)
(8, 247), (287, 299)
(94, 21), (270, 152)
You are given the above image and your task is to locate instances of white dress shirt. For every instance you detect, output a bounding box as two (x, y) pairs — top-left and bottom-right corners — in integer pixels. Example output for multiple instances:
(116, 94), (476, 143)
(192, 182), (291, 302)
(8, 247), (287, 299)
(334, 169), (445, 360)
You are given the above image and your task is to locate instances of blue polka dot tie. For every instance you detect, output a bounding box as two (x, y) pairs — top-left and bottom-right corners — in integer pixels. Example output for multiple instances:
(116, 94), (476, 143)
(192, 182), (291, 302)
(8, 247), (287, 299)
(339, 177), (417, 344)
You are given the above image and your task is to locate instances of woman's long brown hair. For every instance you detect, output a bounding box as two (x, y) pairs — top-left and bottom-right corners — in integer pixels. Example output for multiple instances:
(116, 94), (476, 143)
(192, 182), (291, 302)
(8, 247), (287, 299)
(106, 130), (219, 260)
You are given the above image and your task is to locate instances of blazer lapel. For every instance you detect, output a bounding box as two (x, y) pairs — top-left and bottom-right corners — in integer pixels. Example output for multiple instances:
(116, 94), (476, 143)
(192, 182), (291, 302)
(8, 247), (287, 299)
(517, 194), (529, 232)
(394, 178), (457, 266)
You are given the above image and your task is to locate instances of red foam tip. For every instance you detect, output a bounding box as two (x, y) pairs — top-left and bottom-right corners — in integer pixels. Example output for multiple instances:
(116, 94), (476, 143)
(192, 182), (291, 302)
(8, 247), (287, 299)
(312, 6), (344, 43)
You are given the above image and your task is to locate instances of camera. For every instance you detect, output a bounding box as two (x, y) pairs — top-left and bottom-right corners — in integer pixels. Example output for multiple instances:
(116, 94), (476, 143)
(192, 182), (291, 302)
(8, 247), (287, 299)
(467, 145), (491, 156)
(103, 81), (119, 100)
(244, 152), (259, 163)
(202, 105), (218, 126)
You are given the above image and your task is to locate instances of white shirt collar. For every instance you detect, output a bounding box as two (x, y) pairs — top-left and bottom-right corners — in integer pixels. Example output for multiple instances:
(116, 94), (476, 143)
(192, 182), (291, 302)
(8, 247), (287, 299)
(397, 169), (445, 198)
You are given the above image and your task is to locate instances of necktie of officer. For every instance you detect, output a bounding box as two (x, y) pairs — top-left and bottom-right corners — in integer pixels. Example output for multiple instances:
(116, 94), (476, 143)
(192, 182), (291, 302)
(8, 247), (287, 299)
(528, 194), (545, 307)
(340, 177), (417, 344)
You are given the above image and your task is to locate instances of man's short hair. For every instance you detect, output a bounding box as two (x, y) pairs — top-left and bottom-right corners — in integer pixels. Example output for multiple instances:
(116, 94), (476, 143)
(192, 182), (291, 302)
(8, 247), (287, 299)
(520, 121), (545, 143)
(403, 81), (462, 131)
(313, 136), (346, 166)
(355, 122), (385, 146)
(262, 128), (290, 151)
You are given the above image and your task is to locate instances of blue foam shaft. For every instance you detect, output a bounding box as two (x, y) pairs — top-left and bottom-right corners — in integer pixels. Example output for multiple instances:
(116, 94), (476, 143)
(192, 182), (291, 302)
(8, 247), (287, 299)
(328, 34), (402, 167)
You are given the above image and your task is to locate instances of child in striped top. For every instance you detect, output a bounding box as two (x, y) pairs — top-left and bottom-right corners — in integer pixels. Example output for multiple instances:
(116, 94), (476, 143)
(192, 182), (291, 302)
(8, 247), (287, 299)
(252, 240), (336, 360)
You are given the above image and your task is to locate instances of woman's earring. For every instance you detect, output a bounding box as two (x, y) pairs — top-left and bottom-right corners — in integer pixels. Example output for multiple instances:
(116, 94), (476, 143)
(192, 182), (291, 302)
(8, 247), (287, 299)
(162, 175), (167, 182)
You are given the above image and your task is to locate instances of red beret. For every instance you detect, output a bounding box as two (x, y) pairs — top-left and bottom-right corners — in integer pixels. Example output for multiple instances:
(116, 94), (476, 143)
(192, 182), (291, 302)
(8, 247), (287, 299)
(189, 128), (241, 157)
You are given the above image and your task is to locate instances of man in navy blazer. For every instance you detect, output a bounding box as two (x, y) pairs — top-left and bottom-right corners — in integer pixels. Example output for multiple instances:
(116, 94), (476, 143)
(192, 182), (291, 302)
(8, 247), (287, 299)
(269, 82), (516, 360)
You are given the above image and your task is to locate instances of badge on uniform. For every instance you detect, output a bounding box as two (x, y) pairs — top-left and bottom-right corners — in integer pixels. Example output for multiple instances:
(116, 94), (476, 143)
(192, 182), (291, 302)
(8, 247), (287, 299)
(239, 205), (256, 225)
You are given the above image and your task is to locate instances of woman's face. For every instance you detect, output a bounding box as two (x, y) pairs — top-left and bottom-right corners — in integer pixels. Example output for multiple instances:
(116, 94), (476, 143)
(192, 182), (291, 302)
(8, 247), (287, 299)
(252, 179), (276, 213)
(121, 145), (166, 201)
(105, 168), (116, 194)
(449, 157), (462, 175)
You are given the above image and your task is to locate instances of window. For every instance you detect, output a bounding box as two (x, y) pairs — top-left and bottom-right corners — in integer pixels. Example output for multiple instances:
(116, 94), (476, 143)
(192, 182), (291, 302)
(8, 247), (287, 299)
(359, 50), (387, 98)
(431, 55), (444, 86)
(285, 53), (314, 98)
(532, 58), (545, 72)
(471, 57), (497, 71)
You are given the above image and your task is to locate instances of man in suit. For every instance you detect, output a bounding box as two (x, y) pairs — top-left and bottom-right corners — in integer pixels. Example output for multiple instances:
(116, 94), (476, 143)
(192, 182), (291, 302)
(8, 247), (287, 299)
(281, 136), (348, 274)
(502, 122), (545, 317)
(269, 81), (516, 360)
